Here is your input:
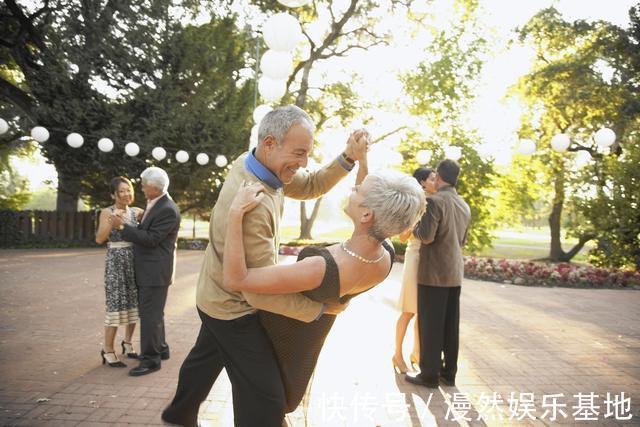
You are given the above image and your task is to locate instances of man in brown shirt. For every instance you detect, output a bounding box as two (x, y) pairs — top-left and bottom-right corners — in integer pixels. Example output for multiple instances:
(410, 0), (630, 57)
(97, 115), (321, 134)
(405, 159), (471, 389)
(162, 105), (367, 427)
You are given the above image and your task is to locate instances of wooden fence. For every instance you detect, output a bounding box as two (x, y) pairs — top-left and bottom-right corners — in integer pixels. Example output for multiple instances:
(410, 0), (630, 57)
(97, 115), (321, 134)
(7, 210), (97, 243)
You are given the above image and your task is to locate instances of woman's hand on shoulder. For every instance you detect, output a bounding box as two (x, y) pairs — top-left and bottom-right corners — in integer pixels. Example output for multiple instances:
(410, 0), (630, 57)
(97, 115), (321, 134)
(230, 181), (265, 215)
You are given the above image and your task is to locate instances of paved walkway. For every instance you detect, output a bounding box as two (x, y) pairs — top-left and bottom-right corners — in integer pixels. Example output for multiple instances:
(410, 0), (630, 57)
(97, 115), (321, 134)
(0, 248), (638, 426)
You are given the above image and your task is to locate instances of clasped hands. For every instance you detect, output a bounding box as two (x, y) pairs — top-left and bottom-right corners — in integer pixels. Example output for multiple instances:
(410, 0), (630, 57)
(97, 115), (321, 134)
(109, 210), (127, 228)
(344, 128), (371, 163)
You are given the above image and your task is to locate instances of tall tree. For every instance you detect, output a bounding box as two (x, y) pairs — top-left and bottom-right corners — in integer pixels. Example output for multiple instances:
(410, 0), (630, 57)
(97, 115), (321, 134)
(253, 0), (403, 239)
(1, 1), (253, 213)
(513, 6), (640, 266)
(398, 0), (495, 253)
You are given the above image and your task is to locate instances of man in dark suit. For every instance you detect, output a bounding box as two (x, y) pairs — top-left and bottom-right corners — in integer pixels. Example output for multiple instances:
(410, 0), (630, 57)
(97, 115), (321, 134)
(405, 159), (471, 388)
(112, 166), (181, 376)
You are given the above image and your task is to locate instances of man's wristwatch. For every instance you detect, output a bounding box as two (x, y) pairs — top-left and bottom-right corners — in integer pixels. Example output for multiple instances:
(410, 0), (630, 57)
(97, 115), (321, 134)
(117, 224), (125, 231)
(341, 152), (355, 165)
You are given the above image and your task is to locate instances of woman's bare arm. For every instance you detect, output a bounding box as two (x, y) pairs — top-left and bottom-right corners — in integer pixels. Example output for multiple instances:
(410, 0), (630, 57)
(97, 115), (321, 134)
(95, 208), (113, 244)
(222, 182), (325, 294)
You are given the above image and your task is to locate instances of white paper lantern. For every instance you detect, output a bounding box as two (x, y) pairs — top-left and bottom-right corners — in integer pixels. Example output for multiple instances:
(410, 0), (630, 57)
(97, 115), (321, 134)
(518, 139), (536, 155)
(31, 126), (50, 143)
(125, 142), (140, 157)
(196, 153), (209, 165)
(262, 13), (302, 52)
(260, 50), (293, 80)
(253, 104), (272, 125)
(477, 143), (494, 159)
(416, 149), (431, 165)
(175, 150), (189, 163)
(594, 127), (616, 148)
(277, 0), (311, 6)
(250, 124), (260, 148)
(152, 147), (167, 161)
(215, 155), (228, 167)
(551, 133), (570, 152)
(445, 146), (462, 161)
(97, 138), (114, 152)
(258, 76), (286, 102)
(66, 133), (84, 148)
(0, 118), (8, 135)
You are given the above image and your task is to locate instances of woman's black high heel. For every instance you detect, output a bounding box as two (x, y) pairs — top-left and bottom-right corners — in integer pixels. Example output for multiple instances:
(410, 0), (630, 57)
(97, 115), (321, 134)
(101, 350), (126, 367)
(121, 340), (139, 359)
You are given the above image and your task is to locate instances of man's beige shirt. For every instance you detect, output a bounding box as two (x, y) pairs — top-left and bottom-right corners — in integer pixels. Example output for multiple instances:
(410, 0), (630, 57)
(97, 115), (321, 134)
(196, 152), (349, 322)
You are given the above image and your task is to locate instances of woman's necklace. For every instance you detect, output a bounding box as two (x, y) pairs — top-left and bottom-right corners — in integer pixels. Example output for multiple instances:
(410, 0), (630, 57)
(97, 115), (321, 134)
(340, 241), (385, 264)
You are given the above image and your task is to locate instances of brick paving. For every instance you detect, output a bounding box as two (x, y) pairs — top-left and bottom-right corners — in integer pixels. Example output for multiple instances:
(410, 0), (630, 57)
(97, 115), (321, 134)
(0, 248), (638, 426)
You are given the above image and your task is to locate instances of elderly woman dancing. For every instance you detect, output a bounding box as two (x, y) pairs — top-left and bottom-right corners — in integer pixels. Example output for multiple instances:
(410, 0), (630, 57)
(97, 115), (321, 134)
(223, 170), (426, 412)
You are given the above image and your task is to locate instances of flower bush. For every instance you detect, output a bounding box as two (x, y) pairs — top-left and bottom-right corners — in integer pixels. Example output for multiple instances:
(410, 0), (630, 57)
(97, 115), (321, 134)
(279, 245), (640, 288)
(278, 245), (640, 288)
(464, 256), (640, 289)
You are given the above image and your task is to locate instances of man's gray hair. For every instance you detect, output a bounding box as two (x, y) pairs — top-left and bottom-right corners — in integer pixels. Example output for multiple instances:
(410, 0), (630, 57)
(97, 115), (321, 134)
(258, 105), (315, 144)
(140, 166), (170, 193)
(363, 171), (427, 242)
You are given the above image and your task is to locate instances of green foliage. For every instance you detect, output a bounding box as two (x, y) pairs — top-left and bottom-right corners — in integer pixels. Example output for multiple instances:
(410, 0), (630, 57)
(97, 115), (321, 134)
(581, 136), (640, 269)
(398, 0), (495, 253)
(1, 1), (253, 214)
(399, 129), (495, 253)
(493, 156), (550, 226)
(0, 136), (35, 210)
(513, 5), (640, 268)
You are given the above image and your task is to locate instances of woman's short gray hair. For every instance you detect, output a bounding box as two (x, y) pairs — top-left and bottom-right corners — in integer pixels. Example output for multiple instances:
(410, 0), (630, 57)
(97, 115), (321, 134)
(258, 105), (315, 144)
(140, 166), (170, 193)
(363, 171), (427, 241)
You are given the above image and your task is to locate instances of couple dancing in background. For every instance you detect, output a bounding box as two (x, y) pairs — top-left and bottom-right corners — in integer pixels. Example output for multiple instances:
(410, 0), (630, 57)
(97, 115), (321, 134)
(396, 160), (472, 389)
(161, 105), (427, 427)
(96, 167), (180, 376)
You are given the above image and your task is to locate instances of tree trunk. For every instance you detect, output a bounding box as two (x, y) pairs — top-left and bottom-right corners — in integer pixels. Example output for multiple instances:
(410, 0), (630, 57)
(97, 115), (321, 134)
(298, 198), (322, 240)
(546, 165), (594, 263)
(56, 169), (81, 212)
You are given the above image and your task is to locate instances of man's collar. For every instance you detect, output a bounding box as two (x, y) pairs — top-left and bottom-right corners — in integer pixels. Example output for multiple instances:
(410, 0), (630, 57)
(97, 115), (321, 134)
(438, 184), (456, 193)
(245, 149), (283, 190)
(146, 192), (167, 204)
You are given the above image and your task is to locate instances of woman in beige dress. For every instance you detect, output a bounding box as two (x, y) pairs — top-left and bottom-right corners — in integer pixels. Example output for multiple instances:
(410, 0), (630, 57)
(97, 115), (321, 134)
(393, 167), (436, 373)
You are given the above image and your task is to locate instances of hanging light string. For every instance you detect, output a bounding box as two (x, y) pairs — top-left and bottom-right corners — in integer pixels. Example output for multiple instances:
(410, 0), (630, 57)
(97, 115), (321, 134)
(0, 119), (230, 167)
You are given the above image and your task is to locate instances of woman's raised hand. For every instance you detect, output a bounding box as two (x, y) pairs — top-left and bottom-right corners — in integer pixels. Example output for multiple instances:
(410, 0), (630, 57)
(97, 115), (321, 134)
(230, 181), (266, 214)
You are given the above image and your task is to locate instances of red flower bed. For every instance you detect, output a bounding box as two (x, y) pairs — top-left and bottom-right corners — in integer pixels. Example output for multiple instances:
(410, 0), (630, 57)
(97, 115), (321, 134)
(279, 246), (640, 288)
(464, 256), (640, 288)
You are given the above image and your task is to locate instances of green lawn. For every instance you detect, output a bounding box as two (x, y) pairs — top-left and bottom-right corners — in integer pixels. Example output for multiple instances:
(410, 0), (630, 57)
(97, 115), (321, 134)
(180, 221), (593, 264)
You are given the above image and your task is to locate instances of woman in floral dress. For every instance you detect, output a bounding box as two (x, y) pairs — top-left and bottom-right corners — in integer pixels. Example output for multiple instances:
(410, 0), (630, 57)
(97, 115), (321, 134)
(95, 176), (143, 367)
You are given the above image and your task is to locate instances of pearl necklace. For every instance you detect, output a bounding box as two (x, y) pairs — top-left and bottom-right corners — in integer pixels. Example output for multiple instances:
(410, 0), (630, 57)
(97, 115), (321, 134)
(340, 241), (385, 264)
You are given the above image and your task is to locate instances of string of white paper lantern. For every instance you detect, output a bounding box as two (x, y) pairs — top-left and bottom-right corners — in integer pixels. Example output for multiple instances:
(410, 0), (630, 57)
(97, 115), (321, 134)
(2, 122), (229, 167)
(260, 50), (293, 80)
(444, 146), (462, 161)
(416, 149), (431, 165)
(98, 138), (114, 152)
(0, 118), (9, 135)
(66, 133), (84, 148)
(196, 153), (209, 165)
(594, 127), (616, 148)
(125, 142), (140, 157)
(175, 150), (189, 163)
(551, 134), (570, 152)
(253, 104), (272, 125)
(517, 139), (536, 155)
(31, 126), (50, 143)
(215, 154), (228, 168)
